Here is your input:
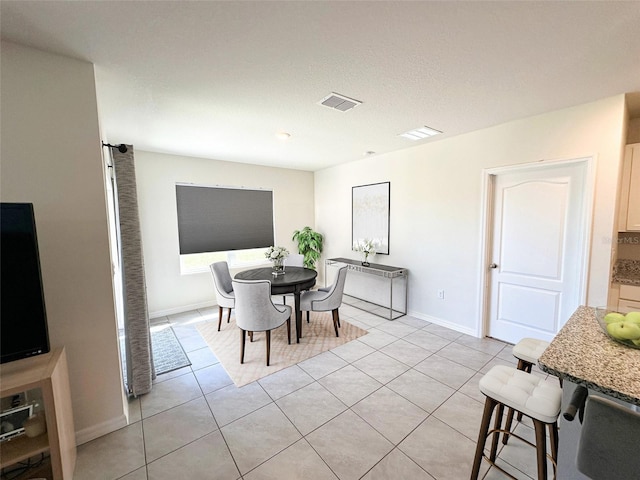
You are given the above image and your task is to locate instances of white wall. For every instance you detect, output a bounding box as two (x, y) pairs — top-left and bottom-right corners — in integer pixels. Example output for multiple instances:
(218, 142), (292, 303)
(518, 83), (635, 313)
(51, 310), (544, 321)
(315, 95), (627, 335)
(1, 42), (126, 442)
(135, 151), (315, 316)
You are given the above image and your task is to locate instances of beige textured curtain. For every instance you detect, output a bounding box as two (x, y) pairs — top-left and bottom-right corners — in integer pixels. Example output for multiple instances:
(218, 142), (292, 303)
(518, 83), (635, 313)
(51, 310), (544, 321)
(111, 145), (154, 396)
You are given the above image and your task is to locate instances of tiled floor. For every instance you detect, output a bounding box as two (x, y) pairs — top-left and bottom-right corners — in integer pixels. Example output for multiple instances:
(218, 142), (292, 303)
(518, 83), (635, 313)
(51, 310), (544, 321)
(74, 305), (558, 479)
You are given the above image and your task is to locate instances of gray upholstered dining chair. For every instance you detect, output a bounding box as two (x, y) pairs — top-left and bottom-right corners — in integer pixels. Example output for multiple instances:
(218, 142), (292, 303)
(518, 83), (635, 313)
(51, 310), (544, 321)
(210, 261), (235, 331)
(232, 279), (292, 366)
(299, 266), (348, 337)
(284, 253), (304, 268)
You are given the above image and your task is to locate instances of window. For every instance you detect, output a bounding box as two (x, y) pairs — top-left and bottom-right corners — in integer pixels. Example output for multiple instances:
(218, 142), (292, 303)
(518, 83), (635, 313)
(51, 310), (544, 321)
(175, 184), (275, 273)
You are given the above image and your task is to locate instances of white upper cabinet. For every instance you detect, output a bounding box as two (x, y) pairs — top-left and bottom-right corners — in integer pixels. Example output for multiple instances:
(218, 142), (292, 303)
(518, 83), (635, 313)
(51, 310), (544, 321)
(619, 143), (640, 231)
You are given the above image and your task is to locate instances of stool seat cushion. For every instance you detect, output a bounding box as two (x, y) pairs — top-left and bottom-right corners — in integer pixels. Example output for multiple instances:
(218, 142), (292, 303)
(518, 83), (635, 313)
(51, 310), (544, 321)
(479, 365), (561, 424)
(512, 338), (550, 365)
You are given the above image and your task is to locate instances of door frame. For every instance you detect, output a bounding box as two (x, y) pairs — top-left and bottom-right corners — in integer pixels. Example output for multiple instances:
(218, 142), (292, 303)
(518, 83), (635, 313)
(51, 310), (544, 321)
(477, 156), (596, 338)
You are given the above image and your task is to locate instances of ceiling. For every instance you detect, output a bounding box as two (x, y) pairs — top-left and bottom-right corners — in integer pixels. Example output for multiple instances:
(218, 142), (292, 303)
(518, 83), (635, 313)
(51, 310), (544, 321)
(2, 1), (640, 171)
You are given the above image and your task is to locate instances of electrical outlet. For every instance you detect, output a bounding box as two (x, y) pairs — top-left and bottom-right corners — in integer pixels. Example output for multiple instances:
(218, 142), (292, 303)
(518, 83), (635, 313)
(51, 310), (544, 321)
(437, 289), (445, 300)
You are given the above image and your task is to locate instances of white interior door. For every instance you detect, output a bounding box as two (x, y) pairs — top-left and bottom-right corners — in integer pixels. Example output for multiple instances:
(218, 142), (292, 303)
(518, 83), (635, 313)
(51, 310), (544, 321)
(487, 161), (589, 344)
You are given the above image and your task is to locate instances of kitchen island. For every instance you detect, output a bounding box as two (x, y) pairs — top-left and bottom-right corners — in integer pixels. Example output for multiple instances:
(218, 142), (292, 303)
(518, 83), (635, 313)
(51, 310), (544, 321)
(538, 305), (640, 479)
(538, 305), (640, 406)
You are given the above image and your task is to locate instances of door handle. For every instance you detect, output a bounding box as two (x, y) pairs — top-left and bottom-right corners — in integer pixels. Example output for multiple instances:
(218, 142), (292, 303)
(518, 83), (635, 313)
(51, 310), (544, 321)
(489, 263), (498, 269)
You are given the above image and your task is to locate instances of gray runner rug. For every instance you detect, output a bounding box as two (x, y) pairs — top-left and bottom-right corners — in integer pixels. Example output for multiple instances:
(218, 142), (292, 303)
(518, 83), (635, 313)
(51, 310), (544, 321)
(151, 326), (192, 375)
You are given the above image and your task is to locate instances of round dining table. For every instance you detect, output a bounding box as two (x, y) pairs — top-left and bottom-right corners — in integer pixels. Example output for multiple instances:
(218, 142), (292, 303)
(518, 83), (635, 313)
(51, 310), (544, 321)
(234, 266), (317, 343)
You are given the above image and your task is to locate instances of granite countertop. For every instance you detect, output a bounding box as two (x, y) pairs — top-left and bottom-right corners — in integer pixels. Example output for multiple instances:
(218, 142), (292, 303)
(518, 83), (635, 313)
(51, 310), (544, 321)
(612, 259), (640, 286)
(539, 305), (640, 406)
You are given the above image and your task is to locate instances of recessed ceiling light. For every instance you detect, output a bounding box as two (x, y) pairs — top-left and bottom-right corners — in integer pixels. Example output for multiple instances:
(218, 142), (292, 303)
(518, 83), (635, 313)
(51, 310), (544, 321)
(399, 126), (442, 140)
(276, 132), (291, 140)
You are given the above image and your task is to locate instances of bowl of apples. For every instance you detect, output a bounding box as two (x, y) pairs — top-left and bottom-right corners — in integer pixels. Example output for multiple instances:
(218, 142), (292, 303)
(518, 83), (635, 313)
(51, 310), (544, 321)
(595, 307), (640, 349)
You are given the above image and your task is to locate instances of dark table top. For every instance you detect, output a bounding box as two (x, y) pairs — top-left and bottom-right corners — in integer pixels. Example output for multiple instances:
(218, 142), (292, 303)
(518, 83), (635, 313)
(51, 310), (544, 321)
(234, 266), (317, 294)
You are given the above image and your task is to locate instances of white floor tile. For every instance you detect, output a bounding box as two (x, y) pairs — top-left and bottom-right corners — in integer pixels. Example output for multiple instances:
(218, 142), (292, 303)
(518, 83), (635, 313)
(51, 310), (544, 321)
(140, 373), (202, 418)
(142, 397), (218, 462)
(306, 410), (393, 480)
(205, 381), (272, 426)
(74, 422), (145, 480)
(276, 382), (347, 435)
(361, 448), (435, 480)
(243, 439), (338, 480)
(221, 403), (302, 474)
(146, 430), (239, 480)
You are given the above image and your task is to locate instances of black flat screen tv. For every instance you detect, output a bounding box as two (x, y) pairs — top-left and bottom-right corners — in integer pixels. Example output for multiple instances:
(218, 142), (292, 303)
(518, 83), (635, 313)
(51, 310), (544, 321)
(1, 203), (50, 364)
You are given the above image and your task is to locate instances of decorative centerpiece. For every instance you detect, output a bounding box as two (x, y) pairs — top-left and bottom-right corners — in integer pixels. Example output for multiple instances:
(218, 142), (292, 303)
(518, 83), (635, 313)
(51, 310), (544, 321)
(353, 238), (377, 267)
(595, 306), (640, 349)
(265, 246), (289, 276)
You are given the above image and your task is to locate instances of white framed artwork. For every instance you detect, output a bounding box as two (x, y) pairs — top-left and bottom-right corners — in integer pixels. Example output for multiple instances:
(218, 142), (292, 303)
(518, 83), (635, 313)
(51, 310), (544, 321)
(352, 181), (390, 255)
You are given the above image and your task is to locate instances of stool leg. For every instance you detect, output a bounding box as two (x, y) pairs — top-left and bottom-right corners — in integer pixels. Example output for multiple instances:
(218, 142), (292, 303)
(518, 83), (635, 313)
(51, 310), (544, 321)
(489, 402), (504, 461)
(533, 419), (548, 480)
(515, 359), (533, 423)
(502, 407), (515, 445)
(471, 396), (497, 480)
(549, 421), (559, 464)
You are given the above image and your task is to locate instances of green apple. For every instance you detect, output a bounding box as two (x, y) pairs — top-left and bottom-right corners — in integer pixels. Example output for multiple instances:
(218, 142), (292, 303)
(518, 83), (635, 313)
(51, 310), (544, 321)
(604, 312), (626, 324)
(632, 338), (640, 346)
(607, 321), (640, 340)
(624, 312), (640, 324)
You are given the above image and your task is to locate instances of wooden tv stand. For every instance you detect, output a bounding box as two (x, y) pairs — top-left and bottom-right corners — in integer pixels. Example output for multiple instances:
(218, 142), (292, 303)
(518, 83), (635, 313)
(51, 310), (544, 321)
(0, 348), (76, 479)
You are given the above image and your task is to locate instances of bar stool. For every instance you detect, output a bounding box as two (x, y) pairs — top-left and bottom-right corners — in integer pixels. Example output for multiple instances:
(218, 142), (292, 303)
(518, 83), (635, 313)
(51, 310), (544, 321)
(502, 338), (552, 445)
(512, 338), (550, 373)
(470, 365), (562, 480)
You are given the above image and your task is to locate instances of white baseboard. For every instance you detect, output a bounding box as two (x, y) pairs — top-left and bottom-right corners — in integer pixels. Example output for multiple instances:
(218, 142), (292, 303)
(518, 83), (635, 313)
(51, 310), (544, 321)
(150, 300), (216, 319)
(75, 414), (129, 446)
(407, 309), (477, 337)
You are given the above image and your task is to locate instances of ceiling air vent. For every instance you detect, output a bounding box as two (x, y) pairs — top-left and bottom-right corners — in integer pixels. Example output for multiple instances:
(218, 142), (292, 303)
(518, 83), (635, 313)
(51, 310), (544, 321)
(318, 92), (362, 112)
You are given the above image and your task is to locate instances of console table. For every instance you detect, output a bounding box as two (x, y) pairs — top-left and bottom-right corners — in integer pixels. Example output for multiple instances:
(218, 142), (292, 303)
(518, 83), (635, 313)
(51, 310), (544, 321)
(325, 257), (408, 320)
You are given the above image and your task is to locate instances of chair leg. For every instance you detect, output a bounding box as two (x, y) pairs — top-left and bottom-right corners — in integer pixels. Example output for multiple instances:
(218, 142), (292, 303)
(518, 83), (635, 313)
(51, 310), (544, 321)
(286, 317), (291, 344)
(331, 309), (340, 337)
(471, 396), (497, 480)
(249, 331), (254, 342)
(306, 311), (310, 323)
(240, 329), (246, 364)
(533, 419), (548, 480)
(218, 306), (223, 331)
(226, 307), (232, 324)
(265, 330), (271, 366)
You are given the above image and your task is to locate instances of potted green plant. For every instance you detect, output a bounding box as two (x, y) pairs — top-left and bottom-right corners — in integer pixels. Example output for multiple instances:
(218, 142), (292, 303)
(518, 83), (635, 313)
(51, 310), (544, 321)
(292, 226), (324, 270)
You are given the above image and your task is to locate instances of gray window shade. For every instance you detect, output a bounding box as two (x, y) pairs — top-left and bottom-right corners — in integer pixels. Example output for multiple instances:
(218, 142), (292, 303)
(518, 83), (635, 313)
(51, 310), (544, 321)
(176, 185), (274, 254)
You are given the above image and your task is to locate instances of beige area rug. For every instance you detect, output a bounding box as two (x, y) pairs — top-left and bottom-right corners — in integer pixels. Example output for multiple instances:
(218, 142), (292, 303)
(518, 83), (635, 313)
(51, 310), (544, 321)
(196, 312), (368, 387)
